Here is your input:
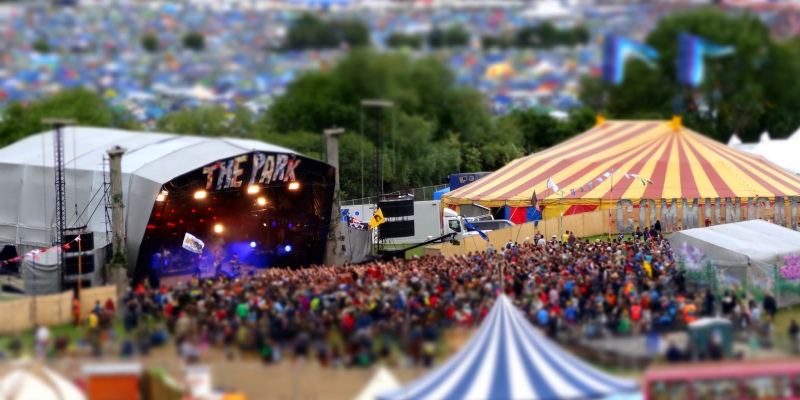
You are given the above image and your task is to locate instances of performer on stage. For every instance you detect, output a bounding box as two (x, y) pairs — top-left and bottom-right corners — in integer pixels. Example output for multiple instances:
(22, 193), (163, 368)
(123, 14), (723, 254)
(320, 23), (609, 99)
(195, 252), (205, 277)
(230, 252), (241, 277)
(214, 250), (223, 277)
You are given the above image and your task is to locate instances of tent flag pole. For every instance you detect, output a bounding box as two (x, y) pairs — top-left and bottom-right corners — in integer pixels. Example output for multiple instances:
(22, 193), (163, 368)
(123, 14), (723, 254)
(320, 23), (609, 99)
(608, 169), (613, 241)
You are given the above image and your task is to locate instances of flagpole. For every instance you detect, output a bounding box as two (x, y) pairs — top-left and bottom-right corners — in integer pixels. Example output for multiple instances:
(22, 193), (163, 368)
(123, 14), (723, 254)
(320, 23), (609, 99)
(608, 171), (613, 241)
(559, 191), (563, 243)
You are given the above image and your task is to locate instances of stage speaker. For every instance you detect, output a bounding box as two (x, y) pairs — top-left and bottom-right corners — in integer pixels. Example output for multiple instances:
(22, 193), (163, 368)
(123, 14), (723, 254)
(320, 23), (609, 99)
(63, 232), (95, 275)
(378, 199), (414, 218)
(379, 220), (415, 239)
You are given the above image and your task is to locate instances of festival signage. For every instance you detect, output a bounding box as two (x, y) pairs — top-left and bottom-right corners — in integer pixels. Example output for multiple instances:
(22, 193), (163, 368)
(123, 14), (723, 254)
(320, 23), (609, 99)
(201, 152), (302, 190)
(781, 254), (800, 281)
(615, 196), (799, 233)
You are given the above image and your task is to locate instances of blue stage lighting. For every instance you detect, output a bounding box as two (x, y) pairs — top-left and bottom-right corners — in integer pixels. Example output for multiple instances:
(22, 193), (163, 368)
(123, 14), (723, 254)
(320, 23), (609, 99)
(284, 245), (292, 252)
(250, 241), (256, 248)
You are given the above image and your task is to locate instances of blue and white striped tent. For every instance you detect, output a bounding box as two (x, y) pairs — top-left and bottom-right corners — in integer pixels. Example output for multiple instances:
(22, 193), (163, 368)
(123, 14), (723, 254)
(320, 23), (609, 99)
(379, 296), (639, 400)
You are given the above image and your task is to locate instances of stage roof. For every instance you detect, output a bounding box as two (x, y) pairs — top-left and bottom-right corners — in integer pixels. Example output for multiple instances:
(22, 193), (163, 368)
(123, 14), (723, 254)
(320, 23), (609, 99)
(443, 120), (800, 209)
(0, 127), (301, 269)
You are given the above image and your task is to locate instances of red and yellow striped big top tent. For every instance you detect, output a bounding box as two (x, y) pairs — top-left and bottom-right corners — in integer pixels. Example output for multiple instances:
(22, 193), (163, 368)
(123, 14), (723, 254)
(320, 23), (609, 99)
(442, 120), (800, 220)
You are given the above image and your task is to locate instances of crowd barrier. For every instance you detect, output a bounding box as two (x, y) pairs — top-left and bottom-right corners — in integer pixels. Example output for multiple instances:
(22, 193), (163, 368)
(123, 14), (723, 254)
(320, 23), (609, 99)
(0, 285), (117, 335)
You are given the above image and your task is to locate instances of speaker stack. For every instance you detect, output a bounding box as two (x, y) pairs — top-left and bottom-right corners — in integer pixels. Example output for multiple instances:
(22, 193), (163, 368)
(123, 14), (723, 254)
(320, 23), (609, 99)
(377, 198), (415, 239)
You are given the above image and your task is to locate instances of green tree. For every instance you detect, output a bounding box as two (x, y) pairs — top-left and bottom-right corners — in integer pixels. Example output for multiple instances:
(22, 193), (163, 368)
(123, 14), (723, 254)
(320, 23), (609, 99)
(386, 33), (423, 49)
(156, 106), (256, 137)
(0, 88), (139, 147)
(141, 33), (159, 53)
(580, 8), (800, 142)
(182, 32), (205, 51)
(32, 39), (51, 53)
(428, 26), (470, 49)
(283, 14), (370, 51)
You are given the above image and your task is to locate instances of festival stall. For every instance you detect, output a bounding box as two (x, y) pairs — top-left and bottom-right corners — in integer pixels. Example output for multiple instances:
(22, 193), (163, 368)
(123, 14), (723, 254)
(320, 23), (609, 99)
(442, 120), (800, 234)
(378, 295), (639, 400)
(670, 220), (800, 307)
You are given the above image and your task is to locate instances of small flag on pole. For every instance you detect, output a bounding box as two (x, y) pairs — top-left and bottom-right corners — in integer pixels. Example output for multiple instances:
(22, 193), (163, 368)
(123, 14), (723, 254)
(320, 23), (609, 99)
(570, 189), (576, 196)
(369, 208), (386, 230)
(547, 178), (559, 193)
(580, 186), (584, 192)
(603, 172), (612, 178)
(596, 177), (604, 183)
(624, 173), (630, 179)
(588, 182), (595, 190)
(532, 190), (541, 212)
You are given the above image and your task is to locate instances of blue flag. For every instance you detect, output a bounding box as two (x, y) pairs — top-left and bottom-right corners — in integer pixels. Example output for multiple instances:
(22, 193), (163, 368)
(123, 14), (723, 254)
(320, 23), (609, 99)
(464, 219), (490, 242)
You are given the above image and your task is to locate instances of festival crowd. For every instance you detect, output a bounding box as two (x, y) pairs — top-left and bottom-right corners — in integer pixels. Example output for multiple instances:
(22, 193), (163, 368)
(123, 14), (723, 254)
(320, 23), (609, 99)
(8, 228), (794, 365)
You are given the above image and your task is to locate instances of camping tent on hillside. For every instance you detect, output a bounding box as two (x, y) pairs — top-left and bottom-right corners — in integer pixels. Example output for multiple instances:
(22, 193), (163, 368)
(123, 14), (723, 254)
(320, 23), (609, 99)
(442, 120), (800, 232)
(378, 295), (638, 400)
(670, 220), (800, 307)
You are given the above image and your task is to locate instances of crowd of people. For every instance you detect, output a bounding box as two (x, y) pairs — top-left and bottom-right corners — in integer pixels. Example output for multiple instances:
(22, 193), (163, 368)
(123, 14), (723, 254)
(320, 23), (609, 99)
(7, 228), (798, 366)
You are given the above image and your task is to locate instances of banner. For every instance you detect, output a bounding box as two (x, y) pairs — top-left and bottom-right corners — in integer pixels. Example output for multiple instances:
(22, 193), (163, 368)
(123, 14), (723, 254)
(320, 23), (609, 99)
(182, 233), (205, 254)
(369, 208), (386, 230)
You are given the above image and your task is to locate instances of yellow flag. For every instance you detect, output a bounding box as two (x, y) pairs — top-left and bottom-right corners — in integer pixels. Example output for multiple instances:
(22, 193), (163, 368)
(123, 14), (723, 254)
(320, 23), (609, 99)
(369, 208), (386, 230)
(643, 260), (653, 278)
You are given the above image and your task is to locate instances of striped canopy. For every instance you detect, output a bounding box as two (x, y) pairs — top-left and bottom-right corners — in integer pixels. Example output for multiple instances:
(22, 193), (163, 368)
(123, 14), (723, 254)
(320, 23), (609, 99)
(378, 296), (638, 400)
(442, 120), (800, 212)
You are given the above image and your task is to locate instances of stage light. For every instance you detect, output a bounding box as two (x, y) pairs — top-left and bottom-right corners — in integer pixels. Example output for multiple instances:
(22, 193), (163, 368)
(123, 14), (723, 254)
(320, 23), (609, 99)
(271, 222), (276, 227)
(284, 245), (292, 252)
(288, 223), (293, 229)
(194, 190), (207, 199)
(250, 241), (256, 248)
(257, 197), (266, 206)
(247, 185), (260, 194)
(214, 224), (223, 233)
(288, 182), (300, 191)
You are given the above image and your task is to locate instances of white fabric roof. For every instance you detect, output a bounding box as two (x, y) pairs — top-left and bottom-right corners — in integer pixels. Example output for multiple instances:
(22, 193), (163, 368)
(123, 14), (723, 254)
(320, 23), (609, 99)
(727, 129), (800, 174)
(669, 220), (800, 302)
(0, 127), (298, 270)
(354, 367), (400, 400)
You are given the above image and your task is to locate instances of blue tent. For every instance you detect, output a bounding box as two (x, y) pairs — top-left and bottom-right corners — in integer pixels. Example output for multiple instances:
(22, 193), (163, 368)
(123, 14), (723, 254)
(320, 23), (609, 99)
(379, 295), (638, 400)
(433, 187), (450, 200)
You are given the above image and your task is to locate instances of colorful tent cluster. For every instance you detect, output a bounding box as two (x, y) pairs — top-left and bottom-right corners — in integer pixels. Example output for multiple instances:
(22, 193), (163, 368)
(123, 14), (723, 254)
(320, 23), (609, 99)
(442, 120), (800, 218)
(378, 295), (638, 400)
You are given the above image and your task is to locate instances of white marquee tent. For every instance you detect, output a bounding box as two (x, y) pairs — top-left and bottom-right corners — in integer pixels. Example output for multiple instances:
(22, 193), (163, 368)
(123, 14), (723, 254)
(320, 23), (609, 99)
(669, 220), (800, 306)
(728, 127), (800, 174)
(0, 127), (298, 273)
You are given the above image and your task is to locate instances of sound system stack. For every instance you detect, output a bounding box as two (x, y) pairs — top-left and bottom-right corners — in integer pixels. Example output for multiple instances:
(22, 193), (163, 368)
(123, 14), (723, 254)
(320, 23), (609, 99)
(377, 198), (415, 240)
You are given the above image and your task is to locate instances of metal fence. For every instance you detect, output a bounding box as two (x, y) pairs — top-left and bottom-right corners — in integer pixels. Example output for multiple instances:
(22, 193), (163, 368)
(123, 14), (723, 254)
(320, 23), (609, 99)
(341, 184), (448, 206)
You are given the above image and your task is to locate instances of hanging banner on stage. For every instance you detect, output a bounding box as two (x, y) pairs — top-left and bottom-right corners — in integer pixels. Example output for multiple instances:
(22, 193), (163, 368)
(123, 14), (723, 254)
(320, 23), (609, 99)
(183, 233), (205, 254)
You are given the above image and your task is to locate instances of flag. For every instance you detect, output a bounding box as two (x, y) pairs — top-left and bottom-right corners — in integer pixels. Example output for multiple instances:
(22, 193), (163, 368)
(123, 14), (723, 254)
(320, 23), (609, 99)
(678, 33), (735, 87)
(369, 208), (386, 230)
(602, 35), (660, 85)
(547, 178), (559, 193)
(570, 189), (576, 196)
(464, 218), (489, 242)
(182, 233), (205, 254)
(596, 177), (604, 183)
(643, 260), (653, 278)
(603, 172), (612, 178)
(624, 173), (630, 179)
(532, 190), (541, 212)
(580, 186), (584, 192)
(643, 177), (654, 185)
(588, 182), (595, 190)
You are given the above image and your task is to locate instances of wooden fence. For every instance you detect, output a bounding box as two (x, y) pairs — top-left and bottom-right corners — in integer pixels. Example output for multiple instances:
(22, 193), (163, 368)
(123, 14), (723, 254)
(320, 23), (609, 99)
(0, 286), (117, 334)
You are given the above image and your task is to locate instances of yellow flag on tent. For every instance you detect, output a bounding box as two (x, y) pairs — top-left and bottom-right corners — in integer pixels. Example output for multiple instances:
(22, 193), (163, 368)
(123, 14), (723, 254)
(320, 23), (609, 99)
(643, 260), (653, 278)
(369, 208), (386, 230)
